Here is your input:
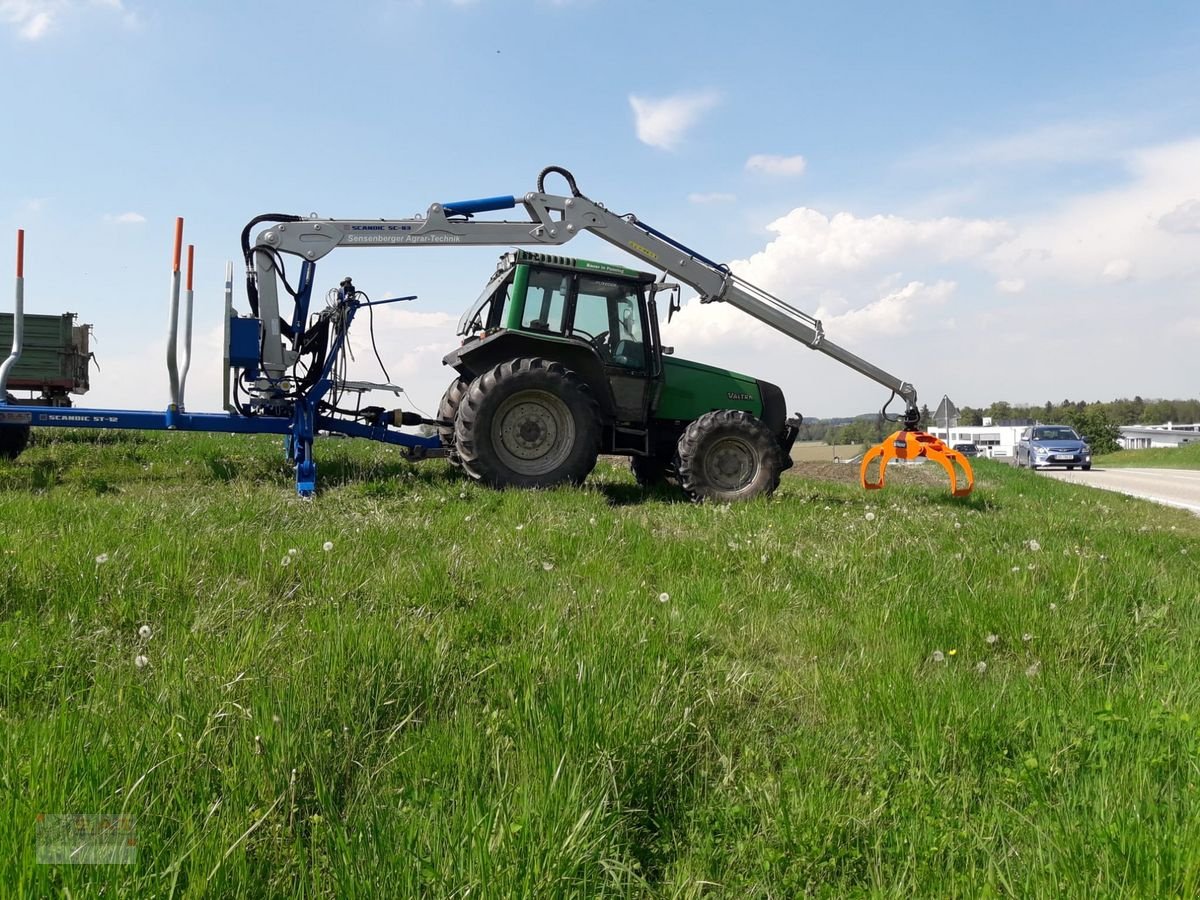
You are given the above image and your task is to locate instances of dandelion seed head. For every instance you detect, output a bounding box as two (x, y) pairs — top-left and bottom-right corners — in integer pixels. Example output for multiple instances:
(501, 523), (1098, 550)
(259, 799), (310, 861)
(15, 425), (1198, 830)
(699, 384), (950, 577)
(542, 561), (554, 571)
(1022, 633), (1033, 642)
(1011, 566), (1021, 572)
(138, 625), (152, 640)
(281, 555), (291, 567)
(986, 633), (998, 645)
(95, 553), (109, 564)
(1049, 602), (1057, 611)
(864, 511), (876, 521)
(1025, 661), (1041, 677)
(1026, 539), (1042, 552)
(323, 541), (334, 552)
(288, 548), (297, 556)
(975, 661), (988, 675)
(459, 492), (467, 499)
(931, 650), (945, 663)
(658, 592), (670, 603)
(134, 655), (149, 668)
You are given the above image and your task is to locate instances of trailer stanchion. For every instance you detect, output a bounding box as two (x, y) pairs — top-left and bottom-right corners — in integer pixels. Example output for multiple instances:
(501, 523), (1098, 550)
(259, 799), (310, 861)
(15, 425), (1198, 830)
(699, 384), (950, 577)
(0, 230), (25, 397)
(165, 217), (183, 422)
(179, 244), (195, 406)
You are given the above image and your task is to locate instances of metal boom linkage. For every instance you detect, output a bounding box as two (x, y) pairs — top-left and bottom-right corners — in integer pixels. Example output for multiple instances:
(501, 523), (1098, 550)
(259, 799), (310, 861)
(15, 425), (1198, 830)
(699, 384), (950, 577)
(249, 166), (922, 424)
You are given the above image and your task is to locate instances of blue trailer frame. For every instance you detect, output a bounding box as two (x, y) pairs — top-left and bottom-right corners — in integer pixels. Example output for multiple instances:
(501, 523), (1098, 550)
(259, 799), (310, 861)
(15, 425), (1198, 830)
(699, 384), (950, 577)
(0, 226), (443, 497)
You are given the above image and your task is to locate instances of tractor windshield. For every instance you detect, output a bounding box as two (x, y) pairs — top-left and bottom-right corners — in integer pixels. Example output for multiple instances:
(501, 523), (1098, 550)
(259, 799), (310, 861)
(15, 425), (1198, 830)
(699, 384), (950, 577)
(458, 269), (513, 335)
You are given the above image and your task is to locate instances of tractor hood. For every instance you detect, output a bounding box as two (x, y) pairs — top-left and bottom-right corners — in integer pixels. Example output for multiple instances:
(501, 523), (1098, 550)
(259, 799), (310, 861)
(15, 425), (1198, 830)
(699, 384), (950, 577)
(653, 355), (763, 423)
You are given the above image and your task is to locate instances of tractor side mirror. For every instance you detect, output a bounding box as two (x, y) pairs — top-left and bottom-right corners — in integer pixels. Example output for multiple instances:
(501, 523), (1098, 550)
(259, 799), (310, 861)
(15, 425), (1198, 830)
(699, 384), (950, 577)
(649, 281), (681, 322)
(661, 346), (674, 356)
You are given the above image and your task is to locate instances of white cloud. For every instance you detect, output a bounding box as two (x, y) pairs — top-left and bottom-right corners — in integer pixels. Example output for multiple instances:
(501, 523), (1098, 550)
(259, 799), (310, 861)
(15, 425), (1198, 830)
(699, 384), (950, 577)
(104, 211), (146, 224)
(1101, 258), (1133, 282)
(687, 192), (736, 205)
(736, 207), (1011, 280)
(996, 277), (1026, 294)
(989, 138), (1200, 285)
(628, 91), (721, 151)
(820, 280), (956, 342)
(1159, 199), (1200, 234)
(0, 0), (133, 40)
(745, 153), (808, 177)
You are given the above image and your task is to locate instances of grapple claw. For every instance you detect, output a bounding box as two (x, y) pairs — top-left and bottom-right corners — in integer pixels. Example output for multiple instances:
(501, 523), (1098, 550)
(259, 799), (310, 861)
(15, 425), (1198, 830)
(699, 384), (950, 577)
(859, 430), (975, 497)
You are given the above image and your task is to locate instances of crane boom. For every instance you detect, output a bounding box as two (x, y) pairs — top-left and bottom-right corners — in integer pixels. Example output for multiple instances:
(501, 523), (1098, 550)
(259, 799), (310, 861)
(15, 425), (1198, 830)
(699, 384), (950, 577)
(249, 167), (919, 421)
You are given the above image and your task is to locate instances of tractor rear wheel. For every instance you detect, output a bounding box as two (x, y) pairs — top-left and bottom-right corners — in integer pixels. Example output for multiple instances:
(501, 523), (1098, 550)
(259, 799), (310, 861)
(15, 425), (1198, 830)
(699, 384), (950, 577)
(676, 409), (783, 503)
(455, 357), (601, 489)
(437, 376), (471, 466)
(0, 393), (31, 461)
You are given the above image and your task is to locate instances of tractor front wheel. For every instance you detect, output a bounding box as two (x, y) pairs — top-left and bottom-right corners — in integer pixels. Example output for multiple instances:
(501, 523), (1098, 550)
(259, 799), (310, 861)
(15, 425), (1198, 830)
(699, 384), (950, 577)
(676, 409), (784, 503)
(437, 376), (472, 466)
(0, 394), (31, 461)
(455, 358), (601, 489)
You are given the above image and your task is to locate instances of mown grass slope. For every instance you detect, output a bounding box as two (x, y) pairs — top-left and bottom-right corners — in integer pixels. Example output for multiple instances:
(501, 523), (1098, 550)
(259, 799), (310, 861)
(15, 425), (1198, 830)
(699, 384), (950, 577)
(2, 430), (1199, 897)
(1097, 441), (1200, 470)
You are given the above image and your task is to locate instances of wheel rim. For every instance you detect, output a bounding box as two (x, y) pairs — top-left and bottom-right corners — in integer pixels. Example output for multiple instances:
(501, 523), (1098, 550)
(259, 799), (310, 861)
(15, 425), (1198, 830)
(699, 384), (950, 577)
(703, 436), (759, 492)
(491, 389), (576, 476)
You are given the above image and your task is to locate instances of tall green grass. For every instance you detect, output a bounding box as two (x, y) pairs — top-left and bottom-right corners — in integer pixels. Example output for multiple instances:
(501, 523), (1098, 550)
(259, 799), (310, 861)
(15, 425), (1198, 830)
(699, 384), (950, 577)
(2, 431), (1199, 896)
(1097, 441), (1200, 470)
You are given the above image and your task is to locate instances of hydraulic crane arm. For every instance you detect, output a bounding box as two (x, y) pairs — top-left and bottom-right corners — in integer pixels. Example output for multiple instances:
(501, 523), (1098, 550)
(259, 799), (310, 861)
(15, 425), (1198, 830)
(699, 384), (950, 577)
(249, 166), (919, 422)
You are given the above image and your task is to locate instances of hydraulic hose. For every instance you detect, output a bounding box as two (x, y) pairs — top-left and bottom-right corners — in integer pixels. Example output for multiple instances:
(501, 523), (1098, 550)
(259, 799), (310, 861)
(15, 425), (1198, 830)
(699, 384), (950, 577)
(240, 213), (302, 317)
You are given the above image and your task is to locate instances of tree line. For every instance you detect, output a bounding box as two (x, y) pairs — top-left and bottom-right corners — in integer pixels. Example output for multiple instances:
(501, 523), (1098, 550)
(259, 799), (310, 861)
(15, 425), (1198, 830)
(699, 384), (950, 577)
(798, 397), (1200, 455)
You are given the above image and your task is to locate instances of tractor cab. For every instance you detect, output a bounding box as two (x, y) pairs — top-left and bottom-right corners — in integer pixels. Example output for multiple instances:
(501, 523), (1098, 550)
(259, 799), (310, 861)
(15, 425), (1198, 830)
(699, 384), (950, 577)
(458, 250), (659, 370)
(448, 250), (664, 427)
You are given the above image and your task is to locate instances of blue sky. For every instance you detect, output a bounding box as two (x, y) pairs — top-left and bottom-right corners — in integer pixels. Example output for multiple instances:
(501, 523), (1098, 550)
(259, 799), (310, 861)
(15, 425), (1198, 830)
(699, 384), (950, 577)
(2, 0), (1199, 418)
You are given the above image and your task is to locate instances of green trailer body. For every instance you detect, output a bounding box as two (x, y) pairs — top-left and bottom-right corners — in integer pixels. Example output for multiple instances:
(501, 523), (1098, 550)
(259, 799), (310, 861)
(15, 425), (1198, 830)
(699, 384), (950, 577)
(0, 312), (91, 403)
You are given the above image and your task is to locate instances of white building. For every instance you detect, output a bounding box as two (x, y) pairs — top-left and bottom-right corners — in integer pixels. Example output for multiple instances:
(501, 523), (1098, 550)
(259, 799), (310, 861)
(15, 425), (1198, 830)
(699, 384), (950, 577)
(1118, 423), (1200, 449)
(926, 419), (1031, 459)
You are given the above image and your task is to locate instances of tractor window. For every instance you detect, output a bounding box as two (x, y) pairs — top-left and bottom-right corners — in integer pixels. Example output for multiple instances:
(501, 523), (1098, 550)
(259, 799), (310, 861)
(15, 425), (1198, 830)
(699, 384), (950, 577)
(459, 269), (513, 335)
(574, 276), (647, 370)
(571, 280), (612, 344)
(521, 269), (570, 333)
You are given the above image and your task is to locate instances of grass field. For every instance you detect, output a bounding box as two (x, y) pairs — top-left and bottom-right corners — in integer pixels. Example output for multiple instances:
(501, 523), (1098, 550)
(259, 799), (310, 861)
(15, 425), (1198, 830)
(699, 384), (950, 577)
(3, 429), (1199, 897)
(789, 441), (864, 463)
(1096, 441), (1200, 470)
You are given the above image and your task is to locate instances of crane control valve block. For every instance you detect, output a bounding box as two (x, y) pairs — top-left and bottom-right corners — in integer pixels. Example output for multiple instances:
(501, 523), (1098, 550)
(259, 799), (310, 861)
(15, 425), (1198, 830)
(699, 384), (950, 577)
(859, 430), (975, 498)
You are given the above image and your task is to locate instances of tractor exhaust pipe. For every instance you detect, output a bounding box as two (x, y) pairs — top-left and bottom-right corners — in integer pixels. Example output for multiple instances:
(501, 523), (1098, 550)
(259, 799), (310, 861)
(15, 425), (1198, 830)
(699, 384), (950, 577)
(0, 229), (25, 399)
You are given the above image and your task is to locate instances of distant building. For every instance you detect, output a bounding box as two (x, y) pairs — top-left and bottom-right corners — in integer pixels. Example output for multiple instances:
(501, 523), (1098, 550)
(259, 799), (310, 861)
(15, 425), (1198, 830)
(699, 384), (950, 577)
(927, 424), (1028, 459)
(1118, 423), (1200, 450)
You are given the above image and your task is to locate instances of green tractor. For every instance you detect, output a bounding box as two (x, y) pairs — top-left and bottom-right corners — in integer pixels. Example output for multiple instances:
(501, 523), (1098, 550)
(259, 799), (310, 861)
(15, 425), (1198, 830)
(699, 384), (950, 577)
(438, 250), (799, 502)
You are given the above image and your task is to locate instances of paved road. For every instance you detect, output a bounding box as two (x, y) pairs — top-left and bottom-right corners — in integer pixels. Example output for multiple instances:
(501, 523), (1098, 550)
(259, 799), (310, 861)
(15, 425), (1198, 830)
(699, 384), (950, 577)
(1039, 467), (1200, 515)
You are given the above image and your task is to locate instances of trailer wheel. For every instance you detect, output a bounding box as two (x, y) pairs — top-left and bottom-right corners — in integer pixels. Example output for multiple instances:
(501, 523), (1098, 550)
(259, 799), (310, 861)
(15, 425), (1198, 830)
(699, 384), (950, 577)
(0, 393), (31, 461)
(676, 409), (783, 503)
(455, 357), (601, 489)
(630, 454), (674, 487)
(437, 376), (472, 466)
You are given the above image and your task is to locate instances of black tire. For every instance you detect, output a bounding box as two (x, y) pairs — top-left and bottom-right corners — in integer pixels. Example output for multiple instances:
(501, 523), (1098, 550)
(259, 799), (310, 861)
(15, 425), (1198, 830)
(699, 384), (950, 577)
(676, 409), (784, 503)
(454, 357), (601, 489)
(0, 393), (31, 461)
(630, 454), (674, 487)
(437, 376), (471, 466)
(1082, 464), (1092, 471)
(1067, 465), (1075, 470)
